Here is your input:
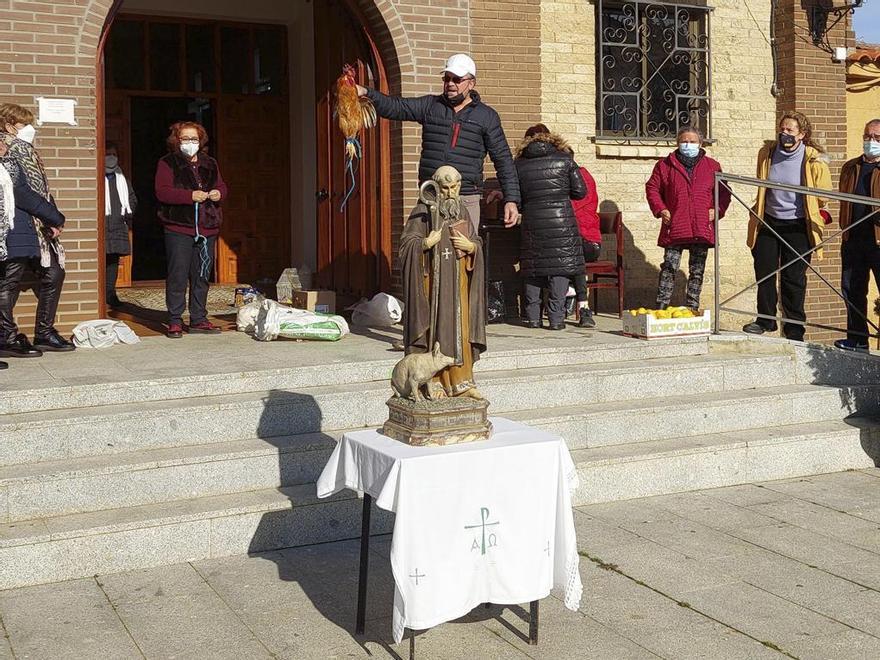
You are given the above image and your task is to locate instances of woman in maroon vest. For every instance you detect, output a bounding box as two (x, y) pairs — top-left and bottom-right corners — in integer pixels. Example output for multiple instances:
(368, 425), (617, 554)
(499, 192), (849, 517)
(154, 121), (227, 338)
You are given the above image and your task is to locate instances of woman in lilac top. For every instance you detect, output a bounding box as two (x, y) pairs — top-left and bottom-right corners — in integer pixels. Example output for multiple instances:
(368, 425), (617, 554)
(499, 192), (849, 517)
(743, 112), (831, 341)
(154, 121), (228, 339)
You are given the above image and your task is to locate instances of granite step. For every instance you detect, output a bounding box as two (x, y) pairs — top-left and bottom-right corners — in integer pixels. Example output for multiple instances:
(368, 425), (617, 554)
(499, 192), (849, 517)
(0, 484), (392, 591)
(0, 353), (797, 467)
(570, 418), (880, 506)
(0, 335), (709, 415)
(0, 384), (849, 522)
(1, 418), (876, 590)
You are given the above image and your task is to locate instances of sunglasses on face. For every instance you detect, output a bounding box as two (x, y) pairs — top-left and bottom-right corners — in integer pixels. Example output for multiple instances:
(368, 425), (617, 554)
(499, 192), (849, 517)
(442, 74), (472, 85)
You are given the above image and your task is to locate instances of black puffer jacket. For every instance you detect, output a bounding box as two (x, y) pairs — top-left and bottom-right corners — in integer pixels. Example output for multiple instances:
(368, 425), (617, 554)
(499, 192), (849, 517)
(515, 133), (587, 277)
(366, 89), (521, 204)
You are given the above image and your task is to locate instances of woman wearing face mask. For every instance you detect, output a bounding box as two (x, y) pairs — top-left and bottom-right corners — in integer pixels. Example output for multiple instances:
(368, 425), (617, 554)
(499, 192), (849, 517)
(743, 112), (831, 341)
(646, 126), (731, 311)
(104, 143), (137, 308)
(154, 121), (227, 339)
(0, 102), (73, 353)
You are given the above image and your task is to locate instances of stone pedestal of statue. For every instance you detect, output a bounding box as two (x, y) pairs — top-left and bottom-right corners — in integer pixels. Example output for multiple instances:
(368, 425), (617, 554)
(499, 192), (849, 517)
(382, 397), (492, 447)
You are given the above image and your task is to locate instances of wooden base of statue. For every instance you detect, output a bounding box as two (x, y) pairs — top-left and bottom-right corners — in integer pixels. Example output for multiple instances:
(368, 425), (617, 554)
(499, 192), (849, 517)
(381, 396), (493, 447)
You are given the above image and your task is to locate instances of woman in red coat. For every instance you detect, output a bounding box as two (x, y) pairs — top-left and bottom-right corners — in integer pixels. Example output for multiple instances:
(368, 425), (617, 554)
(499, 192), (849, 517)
(570, 165), (600, 327)
(645, 127), (731, 310)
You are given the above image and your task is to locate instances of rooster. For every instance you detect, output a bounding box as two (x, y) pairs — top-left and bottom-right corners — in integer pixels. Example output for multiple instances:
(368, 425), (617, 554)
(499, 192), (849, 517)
(335, 63), (377, 209)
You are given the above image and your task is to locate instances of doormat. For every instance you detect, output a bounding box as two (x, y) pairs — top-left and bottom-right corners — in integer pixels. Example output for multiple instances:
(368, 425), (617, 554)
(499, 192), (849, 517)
(118, 285), (241, 317)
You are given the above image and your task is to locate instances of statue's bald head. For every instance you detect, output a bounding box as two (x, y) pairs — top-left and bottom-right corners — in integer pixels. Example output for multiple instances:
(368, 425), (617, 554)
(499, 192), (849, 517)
(433, 165), (462, 187)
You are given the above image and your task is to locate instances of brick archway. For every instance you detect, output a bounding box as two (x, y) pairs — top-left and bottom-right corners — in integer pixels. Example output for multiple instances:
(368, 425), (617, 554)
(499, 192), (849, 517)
(89, 0), (416, 308)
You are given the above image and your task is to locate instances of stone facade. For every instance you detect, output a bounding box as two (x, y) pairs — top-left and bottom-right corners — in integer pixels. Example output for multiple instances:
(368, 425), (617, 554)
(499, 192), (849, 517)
(0, 0), (854, 341)
(539, 0), (777, 324)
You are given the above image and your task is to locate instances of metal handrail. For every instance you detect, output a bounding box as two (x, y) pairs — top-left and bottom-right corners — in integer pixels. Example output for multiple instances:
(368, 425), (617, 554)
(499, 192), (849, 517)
(713, 172), (880, 345)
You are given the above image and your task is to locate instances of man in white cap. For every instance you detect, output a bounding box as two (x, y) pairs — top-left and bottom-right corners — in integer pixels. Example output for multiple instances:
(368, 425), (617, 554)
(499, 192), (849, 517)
(357, 53), (520, 230)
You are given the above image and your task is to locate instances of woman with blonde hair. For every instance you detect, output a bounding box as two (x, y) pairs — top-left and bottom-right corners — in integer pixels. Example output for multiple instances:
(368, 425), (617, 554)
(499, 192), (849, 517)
(743, 111), (831, 341)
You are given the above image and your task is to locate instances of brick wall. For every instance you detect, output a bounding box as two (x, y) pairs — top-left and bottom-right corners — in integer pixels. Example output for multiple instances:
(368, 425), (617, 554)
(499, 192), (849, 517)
(539, 0), (776, 322)
(0, 0), (116, 335)
(471, 0), (541, 316)
(774, 0), (852, 343)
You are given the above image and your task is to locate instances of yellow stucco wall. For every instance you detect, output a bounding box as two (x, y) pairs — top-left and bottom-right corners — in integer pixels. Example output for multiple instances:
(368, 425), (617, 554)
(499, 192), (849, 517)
(539, 0), (775, 326)
(846, 60), (880, 344)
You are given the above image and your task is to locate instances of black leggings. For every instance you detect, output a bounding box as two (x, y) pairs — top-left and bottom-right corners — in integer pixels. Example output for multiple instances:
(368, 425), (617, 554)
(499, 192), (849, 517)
(573, 240), (601, 303)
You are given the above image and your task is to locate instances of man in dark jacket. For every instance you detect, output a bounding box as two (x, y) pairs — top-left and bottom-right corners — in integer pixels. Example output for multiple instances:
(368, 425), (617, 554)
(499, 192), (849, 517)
(356, 54), (520, 230)
(0, 151), (67, 358)
(835, 118), (880, 351)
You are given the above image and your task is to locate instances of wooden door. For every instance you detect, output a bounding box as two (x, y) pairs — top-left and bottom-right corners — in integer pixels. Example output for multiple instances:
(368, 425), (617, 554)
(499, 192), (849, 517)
(314, 0), (387, 298)
(215, 95), (290, 284)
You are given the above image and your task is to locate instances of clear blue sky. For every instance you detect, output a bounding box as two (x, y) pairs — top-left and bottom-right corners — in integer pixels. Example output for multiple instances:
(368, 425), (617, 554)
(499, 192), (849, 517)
(854, 2), (880, 44)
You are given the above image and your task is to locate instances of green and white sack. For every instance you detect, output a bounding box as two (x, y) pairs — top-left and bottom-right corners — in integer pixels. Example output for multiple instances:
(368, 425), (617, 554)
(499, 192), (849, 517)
(254, 299), (349, 342)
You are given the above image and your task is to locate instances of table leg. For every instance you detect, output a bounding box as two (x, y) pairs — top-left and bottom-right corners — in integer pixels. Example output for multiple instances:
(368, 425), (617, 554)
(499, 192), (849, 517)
(528, 600), (539, 645)
(355, 493), (372, 635)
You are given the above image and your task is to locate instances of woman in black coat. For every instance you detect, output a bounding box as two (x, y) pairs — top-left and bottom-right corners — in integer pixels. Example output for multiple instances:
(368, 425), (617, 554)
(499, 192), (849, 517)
(515, 124), (587, 330)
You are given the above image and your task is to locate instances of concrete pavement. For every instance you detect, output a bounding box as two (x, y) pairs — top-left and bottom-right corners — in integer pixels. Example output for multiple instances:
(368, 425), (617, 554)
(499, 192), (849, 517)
(2, 468), (880, 659)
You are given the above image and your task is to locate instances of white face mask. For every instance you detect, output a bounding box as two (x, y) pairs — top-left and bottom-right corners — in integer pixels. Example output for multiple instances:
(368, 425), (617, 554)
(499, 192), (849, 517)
(16, 124), (36, 144)
(678, 142), (700, 158)
(864, 140), (880, 159)
(180, 142), (199, 157)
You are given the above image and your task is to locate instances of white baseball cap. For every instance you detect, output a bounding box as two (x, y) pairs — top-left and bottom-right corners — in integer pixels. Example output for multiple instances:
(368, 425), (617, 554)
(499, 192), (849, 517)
(442, 54), (476, 78)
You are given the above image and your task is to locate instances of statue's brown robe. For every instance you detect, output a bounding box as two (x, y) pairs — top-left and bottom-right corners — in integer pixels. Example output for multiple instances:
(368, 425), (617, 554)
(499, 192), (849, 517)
(400, 202), (487, 396)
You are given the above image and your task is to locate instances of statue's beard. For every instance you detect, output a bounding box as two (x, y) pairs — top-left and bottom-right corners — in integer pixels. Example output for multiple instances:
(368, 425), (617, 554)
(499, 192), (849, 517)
(438, 196), (461, 222)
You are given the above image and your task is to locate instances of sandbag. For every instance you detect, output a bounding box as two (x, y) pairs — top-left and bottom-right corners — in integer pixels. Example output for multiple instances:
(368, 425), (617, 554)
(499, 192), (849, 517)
(254, 299), (349, 342)
(346, 292), (403, 328)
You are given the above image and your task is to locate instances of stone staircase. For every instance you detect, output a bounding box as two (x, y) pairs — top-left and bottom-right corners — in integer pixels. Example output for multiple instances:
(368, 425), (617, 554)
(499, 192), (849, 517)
(1, 335), (878, 590)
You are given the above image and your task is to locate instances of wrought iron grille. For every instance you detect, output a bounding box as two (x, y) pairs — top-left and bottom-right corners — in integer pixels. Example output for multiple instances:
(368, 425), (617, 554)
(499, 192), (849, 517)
(597, 1), (711, 141)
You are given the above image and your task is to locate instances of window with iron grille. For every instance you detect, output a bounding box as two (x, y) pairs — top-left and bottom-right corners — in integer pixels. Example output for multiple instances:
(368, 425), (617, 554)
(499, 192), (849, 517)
(597, 1), (711, 141)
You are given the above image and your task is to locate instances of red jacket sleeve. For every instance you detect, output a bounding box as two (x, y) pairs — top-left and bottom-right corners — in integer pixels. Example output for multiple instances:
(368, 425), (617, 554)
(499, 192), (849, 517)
(716, 162), (732, 219)
(154, 159), (195, 205)
(645, 160), (667, 218)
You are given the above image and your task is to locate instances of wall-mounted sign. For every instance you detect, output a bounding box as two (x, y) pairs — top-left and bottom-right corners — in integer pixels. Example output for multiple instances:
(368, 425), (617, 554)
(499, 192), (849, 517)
(35, 97), (77, 126)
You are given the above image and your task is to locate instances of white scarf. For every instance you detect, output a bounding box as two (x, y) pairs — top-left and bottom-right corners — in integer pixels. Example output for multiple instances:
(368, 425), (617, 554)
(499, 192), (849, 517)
(0, 164), (14, 232)
(105, 170), (132, 217)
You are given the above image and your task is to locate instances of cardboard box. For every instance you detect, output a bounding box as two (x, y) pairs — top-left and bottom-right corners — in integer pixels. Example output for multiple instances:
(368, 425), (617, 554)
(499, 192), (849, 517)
(290, 290), (336, 314)
(622, 309), (711, 340)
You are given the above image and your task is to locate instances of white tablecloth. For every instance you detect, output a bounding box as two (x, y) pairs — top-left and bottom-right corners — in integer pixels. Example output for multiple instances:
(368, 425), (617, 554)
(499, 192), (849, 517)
(316, 417), (582, 643)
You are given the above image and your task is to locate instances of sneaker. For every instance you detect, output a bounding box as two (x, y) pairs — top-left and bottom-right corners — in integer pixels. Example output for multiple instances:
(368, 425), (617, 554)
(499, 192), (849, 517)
(834, 339), (869, 352)
(0, 361), (7, 370)
(548, 322), (565, 331)
(524, 320), (542, 329)
(577, 308), (596, 328)
(166, 323), (184, 339)
(742, 322), (770, 335)
(188, 320), (222, 334)
(33, 329), (75, 352)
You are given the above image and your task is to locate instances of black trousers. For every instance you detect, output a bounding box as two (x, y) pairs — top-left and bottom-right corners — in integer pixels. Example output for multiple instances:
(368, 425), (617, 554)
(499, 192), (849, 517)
(524, 275), (570, 325)
(106, 254), (120, 301)
(0, 252), (65, 342)
(164, 230), (216, 326)
(572, 240), (601, 304)
(752, 216), (812, 341)
(841, 238), (880, 344)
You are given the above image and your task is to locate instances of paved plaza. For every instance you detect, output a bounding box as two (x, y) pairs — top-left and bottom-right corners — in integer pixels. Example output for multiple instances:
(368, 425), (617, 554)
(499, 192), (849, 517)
(2, 469), (879, 659)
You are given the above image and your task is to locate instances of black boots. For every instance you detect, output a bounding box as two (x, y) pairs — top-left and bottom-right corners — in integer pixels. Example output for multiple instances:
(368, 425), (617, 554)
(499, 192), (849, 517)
(0, 334), (43, 357)
(33, 329), (75, 352)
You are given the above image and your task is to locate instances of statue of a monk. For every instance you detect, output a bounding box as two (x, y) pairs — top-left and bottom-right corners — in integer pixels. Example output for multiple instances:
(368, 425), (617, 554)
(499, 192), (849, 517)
(400, 166), (487, 399)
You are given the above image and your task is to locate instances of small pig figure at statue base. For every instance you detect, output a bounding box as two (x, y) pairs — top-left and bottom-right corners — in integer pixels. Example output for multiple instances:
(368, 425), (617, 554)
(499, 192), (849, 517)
(390, 342), (455, 402)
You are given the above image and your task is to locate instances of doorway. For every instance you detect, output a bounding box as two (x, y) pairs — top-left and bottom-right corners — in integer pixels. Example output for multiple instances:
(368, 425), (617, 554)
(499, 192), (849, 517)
(103, 14), (290, 288)
(129, 96), (216, 282)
